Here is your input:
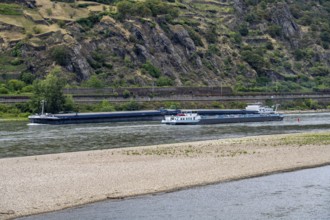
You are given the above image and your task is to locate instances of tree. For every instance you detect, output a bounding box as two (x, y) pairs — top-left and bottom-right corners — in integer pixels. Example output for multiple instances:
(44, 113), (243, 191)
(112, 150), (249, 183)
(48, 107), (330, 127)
(30, 67), (66, 113)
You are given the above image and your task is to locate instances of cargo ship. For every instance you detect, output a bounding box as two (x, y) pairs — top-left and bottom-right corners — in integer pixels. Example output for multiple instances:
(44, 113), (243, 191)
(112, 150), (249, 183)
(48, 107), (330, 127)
(28, 103), (283, 125)
(161, 104), (284, 125)
(28, 109), (180, 125)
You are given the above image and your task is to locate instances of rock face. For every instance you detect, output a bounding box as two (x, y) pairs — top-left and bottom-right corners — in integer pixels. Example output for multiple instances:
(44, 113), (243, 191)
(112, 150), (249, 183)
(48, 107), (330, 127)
(68, 44), (93, 81)
(1, 0), (329, 89)
(0, 22), (24, 32)
(233, 0), (246, 15)
(270, 3), (301, 47)
(172, 25), (196, 55)
(61, 18), (208, 85)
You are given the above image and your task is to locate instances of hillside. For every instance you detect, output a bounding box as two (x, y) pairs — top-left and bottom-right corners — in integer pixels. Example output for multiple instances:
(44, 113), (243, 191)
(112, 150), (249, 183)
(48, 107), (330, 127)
(0, 0), (330, 93)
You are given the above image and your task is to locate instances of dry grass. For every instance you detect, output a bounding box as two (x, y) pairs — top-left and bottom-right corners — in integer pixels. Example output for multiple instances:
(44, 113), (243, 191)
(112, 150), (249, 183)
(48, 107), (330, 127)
(0, 31), (24, 41)
(0, 0), (98, 41)
(36, 0), (105, 21)
(121, 132), (330, 158)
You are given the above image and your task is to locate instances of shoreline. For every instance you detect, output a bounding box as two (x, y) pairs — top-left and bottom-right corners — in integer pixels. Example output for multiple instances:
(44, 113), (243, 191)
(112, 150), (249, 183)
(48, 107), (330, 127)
(1, 131), (330, 219)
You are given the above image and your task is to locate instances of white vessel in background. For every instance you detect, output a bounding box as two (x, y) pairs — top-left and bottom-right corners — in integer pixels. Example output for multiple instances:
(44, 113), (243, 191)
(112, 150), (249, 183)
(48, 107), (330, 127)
(161, 111), (201, 125)
(245, 103), (279, 114)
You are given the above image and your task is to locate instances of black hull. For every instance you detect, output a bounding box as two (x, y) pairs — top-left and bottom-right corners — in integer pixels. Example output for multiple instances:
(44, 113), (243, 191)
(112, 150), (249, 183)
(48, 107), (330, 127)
(163, 122), (200, 125)
(198, 115), (284, 124)
(29, 116), (164, 125)
(28, 110), (177, 125)
(28, 109), (283, 125)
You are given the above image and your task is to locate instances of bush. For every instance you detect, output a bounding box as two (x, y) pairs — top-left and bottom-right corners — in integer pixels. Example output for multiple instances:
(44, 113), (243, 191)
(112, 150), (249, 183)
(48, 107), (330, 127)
(33, 26), (42, 34)
(238, 24), (249, 36)
(50, 0), (75, 2)
(245, 13), (257, 23)
(46, 8), (53, 16)
(20, 72), (36, 84)
(11, 42), (24, 57)
(116, 0), (178, 19)
(57, 20), (66, 28)
(268, 25), (281, 38)
(50, 45), (71, 66)
(186, 27), (203, 47)
(241, 50), (266, 71)
(123, 89), (131, 98)
(121, 100), (140, 111)
(156, 76), (174, 86)
(265, 42), (274, 50)
(163, 101), (180, 109)
(294, 49), (305, 61)
(211, 102), (224, 109)
(142, 61), (161, 78)
(21, 85), (34, 93)
(229, 32), (242, 44)
(0, 86), (9, 94)
(205, 24), (217, 44)
(7, 79), (26, 92)
(310, 65), (330, 76)
(98, 99), (115, 112)
(77, 12), (103, 29)
(0, 3), (22, 15)
(320, 31), (330, 43)
(10, 58), (24, 66)
(84, 75), (104, 88)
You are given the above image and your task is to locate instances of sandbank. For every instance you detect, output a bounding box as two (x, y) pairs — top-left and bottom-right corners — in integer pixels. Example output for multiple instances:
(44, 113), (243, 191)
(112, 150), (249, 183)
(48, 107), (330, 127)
(1, 131), (330, 219)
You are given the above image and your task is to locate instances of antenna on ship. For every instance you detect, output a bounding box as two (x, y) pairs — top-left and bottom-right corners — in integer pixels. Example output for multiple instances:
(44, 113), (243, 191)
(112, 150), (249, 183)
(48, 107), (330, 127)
(41, 100), (46, 115)
(274, 104), (280, 113)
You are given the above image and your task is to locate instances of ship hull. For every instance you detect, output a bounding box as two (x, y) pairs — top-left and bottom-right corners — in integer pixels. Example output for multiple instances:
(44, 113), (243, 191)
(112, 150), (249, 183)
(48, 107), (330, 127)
(28, 109), (284, 125)
(198, 114), (284, 124)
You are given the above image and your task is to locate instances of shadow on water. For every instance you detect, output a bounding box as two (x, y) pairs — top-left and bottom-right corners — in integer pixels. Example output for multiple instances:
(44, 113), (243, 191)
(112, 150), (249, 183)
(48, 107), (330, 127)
(1, 113), (330, 158)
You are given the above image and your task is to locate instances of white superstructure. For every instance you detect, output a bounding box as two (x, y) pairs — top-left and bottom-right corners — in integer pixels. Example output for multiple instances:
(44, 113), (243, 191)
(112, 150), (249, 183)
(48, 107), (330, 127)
(161, 111), (201, 125)
(245, 103), (277, 114)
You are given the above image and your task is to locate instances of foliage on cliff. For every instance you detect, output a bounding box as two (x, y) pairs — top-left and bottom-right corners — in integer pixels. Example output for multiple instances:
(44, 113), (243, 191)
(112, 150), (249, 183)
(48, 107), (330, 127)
(0, 0), (329, 93)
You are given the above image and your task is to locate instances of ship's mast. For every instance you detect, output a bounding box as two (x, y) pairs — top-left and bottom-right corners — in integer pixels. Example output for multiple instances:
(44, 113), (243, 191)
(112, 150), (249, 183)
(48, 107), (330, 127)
(41, 100), (45, 115)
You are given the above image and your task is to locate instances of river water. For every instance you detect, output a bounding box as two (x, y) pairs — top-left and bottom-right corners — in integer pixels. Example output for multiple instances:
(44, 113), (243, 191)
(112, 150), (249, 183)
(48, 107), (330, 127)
(1, 112), (330, 158)
(19, 166), (330, 220)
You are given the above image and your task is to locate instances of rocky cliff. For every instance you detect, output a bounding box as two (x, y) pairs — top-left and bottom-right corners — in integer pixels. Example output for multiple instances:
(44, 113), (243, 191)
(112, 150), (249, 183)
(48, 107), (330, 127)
(0, 0), (329, 92)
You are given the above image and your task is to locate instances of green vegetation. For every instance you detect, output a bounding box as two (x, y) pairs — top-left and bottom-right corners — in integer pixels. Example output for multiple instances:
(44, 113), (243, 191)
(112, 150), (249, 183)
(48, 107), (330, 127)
(141, 61), (161, 78)
(77, 12), (104, 29)
(83, 75), (105, 88)
(156, 76), (174, 86)
(116, 0), (178, 20)
(49, 45), (71, 66)
(278, 133), (330, 146)
(0, 103), (30, 119)
(30, 67), (68, 114)
(0, 3), (23, 15)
